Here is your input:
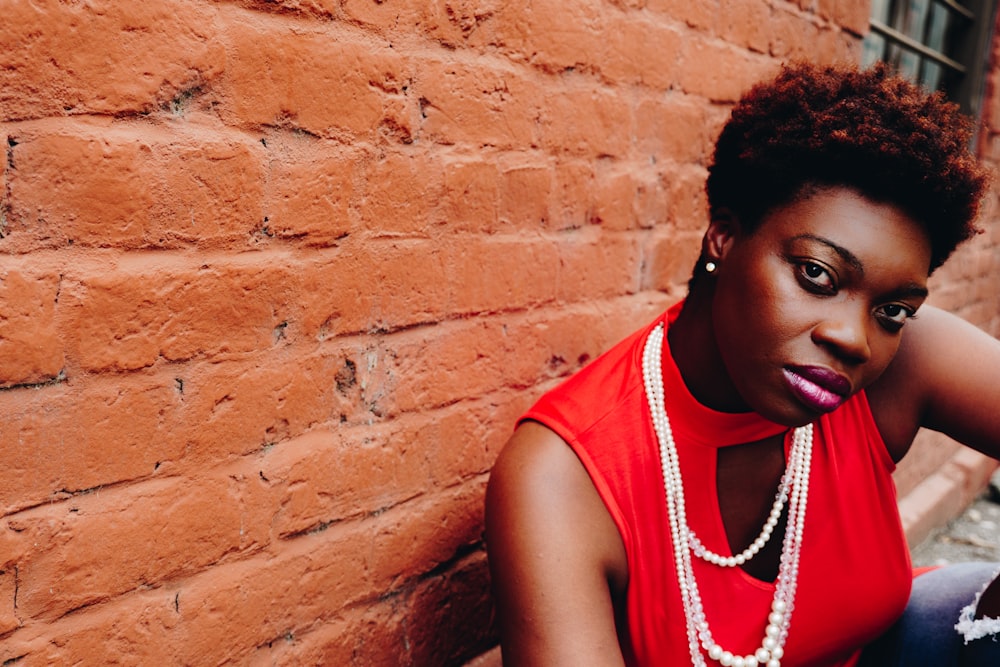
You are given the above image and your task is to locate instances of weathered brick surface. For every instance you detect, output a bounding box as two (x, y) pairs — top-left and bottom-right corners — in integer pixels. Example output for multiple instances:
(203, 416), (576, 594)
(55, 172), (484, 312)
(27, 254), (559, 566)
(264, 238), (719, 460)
(0, 0), (223, 120)
(2, 0), (999, 664)
(0, 268), (62, 386)
(6, 126), (265, 251)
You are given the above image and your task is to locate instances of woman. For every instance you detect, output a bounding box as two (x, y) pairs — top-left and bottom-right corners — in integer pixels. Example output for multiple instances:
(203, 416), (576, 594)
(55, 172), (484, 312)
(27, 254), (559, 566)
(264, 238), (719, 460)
(485, 62), (1000, 666)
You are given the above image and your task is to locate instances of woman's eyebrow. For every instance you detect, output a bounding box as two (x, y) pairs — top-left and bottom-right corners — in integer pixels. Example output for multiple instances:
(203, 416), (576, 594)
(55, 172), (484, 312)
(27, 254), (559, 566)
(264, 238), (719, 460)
(888, 283), (930, 300)
(789, 233), (929, 300)
(788, 233), (864, 274)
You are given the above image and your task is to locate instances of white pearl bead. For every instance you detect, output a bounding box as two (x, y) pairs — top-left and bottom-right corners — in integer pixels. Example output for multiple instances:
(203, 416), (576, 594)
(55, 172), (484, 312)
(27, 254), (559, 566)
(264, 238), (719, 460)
(640, 324), (811, 667)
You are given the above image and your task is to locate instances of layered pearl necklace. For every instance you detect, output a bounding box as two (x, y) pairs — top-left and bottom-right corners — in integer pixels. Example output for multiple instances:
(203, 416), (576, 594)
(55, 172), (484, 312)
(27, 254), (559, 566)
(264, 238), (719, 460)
(642, 323), (814, 667)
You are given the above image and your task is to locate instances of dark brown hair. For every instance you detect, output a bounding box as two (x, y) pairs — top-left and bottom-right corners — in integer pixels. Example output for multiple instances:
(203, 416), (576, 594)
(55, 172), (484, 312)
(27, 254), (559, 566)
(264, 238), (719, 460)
(706, 62), (991, 271)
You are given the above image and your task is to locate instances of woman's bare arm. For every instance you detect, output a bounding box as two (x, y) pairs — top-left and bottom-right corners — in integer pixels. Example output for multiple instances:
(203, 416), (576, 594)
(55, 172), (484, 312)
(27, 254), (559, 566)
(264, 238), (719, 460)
(871, 305), (1000, 460)
(485, 421), (629, 666)
(871, 305), (1000, 617)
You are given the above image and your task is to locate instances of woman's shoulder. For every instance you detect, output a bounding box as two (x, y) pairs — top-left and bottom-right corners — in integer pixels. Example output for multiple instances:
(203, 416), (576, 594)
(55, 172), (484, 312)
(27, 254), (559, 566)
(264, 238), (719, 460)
(868, 305), (1000, 460)
(485, 422), (629, 664)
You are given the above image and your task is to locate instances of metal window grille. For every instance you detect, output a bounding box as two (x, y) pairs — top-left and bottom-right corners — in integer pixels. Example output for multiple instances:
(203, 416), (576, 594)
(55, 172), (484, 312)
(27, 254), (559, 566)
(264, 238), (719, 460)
(862, 0), (998, 118)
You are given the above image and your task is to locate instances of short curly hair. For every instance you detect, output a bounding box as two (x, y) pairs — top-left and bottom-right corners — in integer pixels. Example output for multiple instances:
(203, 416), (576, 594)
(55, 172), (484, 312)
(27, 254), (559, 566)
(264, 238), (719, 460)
(705, 61), (991, 272)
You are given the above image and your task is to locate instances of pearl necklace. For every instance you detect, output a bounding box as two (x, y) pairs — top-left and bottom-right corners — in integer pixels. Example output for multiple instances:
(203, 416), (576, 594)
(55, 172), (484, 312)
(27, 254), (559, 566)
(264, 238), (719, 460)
(642, 323), (813, 667)
(689, 464), (791, 567)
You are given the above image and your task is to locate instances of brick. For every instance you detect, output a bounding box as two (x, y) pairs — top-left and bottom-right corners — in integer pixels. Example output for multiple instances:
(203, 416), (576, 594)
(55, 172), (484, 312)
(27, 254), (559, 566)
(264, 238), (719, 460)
(635, 94), (714, 165)
(296, 237), (560, 337)
(678, 37), (775, 102)
(7, 130), (265, 251)
(591, 168), (643, 230)
(247, 597), (410, 667)
(0, 523), (406, 663)
(498, 159), (552, 228)
(554, 229), (643, 301)
(640, 226), (703, 292)
(667, 164), (711, 230)
(0, 374), (184, 513)
(164, 521), (386, 663)
(175, 352), (344, 465)
(420, 397), (524, 484)
(264, 148), (355, 245)
(339, 0), (424, 32)
(719, 0), (773, 53)
(0, 0), (223, 119)
(492, 0), (604, 74)
(770, 9), (824, 60)
(371, 321), (528, 417)
(258, 429), (431, 538)
(443, 235), (560, 313)
(600, 15), (684, 89)
(370, 482), (486, 587)
(0, 269), (63, 387)
(0, 0), (996, 664)
(225, 0), (339, 18)
(0, 144), (8, 237)
(359, 151), (446, 235)
(631, 168), (670, 230)
(549, 159), (596, 230)
(6, 131), (154, 250)
(220, 22), (406, 139)
(154, 141), (266, 247)
(296, 244), (451, 336)
(419, 0), (503, 50)
(417, 59), (541, 149)
(645, 0), (719, 32)
(815, 24), (863, 63)
(438, 158), (501, 232)
(834, 0), (871, 36)
(541, 85), (632, 157)
(12, 476), (252, 620)
(62, 260), (295, 372)
(0, 567), (18, 636)
(816, 0), (837, 22)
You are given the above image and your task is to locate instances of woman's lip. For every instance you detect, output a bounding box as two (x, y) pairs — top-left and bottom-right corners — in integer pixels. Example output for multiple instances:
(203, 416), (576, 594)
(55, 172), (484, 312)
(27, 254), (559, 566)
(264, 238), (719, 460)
(783, 366), (850, 413)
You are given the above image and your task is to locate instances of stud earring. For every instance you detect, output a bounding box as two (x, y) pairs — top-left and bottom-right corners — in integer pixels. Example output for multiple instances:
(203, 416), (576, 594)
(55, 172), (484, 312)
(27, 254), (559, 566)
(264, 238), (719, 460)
(705, 261), (717, 273)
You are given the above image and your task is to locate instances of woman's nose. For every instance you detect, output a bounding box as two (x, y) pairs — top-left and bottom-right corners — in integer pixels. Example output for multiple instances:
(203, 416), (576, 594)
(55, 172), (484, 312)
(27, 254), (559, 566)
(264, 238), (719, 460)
(811, 306), (872, 364)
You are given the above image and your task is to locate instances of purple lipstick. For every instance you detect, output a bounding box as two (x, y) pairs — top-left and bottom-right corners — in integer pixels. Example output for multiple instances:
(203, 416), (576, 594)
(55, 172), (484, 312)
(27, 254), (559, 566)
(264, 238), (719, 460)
(783, 365), (851, 413)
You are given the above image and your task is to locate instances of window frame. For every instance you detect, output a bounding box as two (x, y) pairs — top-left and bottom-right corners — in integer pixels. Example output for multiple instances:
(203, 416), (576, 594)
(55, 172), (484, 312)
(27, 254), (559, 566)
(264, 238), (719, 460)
(862, 0), (998, 119)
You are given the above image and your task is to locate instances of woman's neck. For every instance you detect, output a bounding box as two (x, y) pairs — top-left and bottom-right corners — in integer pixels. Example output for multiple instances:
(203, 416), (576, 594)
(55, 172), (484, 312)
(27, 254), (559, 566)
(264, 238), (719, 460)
(668, 290), (751, 413)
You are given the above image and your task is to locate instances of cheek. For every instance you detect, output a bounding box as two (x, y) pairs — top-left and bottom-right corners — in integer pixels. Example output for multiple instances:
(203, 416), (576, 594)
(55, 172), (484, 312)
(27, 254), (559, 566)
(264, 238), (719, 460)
(714, 259), (792, 345)
(860, 334), (903, 386)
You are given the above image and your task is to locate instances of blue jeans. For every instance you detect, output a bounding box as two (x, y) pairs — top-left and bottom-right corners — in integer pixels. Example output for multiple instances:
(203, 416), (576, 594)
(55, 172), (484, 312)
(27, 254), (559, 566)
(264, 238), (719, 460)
(859, 562), (1000, 666)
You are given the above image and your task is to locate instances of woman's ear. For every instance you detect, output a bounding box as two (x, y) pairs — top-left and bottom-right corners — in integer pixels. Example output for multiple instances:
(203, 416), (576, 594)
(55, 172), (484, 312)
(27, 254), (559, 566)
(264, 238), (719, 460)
(702, 208), (741, 264)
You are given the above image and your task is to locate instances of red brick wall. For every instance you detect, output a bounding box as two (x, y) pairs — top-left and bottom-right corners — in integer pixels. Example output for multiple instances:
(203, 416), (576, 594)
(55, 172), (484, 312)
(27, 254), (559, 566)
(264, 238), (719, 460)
(0, 1), (995, 664)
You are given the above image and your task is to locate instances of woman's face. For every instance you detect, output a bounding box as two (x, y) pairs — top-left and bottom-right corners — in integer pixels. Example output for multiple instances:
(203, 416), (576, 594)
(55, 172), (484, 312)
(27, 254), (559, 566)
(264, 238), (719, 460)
(707, 186), (932, 426)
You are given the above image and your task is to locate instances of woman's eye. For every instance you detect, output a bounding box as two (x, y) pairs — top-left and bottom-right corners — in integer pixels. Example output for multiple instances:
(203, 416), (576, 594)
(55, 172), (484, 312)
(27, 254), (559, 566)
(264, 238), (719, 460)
(876, 303), (916, 332)
(796, 261), (835, 292)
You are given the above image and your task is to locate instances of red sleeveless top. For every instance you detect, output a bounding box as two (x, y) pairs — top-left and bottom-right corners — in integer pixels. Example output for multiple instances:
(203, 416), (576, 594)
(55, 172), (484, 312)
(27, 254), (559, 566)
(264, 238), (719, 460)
(521, 303), (912, 666)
